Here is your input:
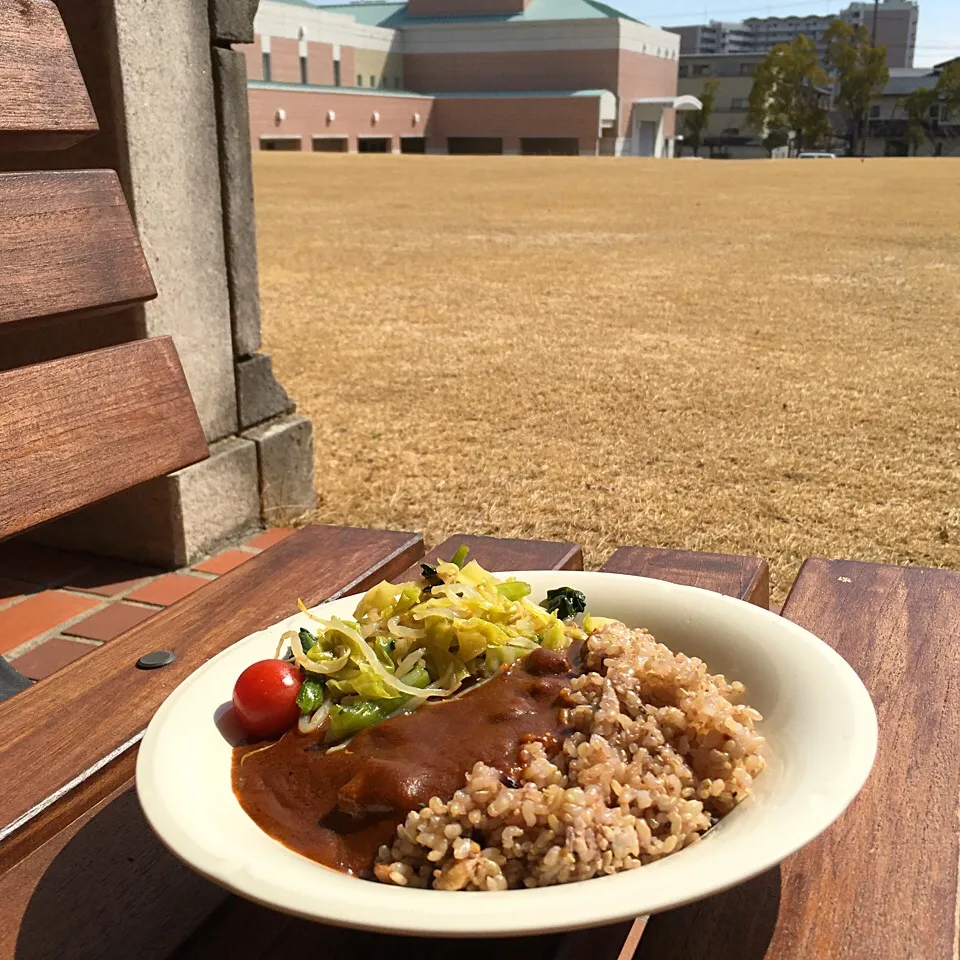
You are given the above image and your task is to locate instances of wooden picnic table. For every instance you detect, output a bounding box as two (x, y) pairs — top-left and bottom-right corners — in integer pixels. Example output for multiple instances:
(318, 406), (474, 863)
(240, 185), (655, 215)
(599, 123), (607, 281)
(1, 4), (955, 958)
(1, 526), (957, 960)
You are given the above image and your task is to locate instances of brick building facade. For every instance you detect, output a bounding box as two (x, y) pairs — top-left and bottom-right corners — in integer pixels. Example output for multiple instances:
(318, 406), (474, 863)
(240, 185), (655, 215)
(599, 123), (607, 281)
(243, 0), (699, 157)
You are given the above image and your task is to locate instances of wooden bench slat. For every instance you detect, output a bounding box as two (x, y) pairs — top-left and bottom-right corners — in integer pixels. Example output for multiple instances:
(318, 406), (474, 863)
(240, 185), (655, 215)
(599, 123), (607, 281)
(0, 525), (424, 836)
(400, 532), (584, 577)
(0, 171), (156, 327)
(603, 547), (770, 608)
(634, 557), (960, 960)
(0, 0), (98, 151)
(0, 337), (208, 540)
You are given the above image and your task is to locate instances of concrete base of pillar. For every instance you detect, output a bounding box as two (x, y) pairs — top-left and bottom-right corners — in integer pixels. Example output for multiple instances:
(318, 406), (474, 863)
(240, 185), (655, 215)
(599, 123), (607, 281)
(243, 414), (316, 525)
(31, 437), (262, 567)
(236, 352), (294, 429)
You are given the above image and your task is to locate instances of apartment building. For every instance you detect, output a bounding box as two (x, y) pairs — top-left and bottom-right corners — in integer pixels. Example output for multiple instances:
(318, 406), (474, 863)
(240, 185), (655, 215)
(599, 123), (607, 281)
(677, 53), (768, 158)
(244, 0), (700, 157)
(864, 57), (960, 155)
(667, 0), (919, 69)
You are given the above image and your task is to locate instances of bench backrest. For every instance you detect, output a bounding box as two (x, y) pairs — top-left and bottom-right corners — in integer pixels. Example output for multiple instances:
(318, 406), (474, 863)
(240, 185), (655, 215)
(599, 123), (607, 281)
(0, 0), (208, 545)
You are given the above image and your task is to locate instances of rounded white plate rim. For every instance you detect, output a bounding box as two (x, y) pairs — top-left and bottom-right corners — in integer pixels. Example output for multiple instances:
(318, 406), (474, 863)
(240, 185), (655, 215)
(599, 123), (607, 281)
(136, 569), (878, 937)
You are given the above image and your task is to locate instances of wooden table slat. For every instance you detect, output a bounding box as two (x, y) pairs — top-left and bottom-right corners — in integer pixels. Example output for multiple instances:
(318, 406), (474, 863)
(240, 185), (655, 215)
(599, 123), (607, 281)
(635, 557), (960, 960)
(399, 532), (584, 578)
(0, 0), (98, 151)
(603, 547), (770, 608)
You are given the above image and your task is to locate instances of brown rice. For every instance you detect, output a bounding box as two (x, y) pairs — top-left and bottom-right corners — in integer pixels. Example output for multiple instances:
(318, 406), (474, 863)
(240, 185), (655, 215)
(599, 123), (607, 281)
(373, 621), (765, 890)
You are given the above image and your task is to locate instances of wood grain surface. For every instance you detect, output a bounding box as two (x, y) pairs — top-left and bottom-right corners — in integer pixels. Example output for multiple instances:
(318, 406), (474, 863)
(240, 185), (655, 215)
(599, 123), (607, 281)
(603, 547), (770, 608)
(635, 557), (958, 960)
(0, 0), (98, 151)
(0, 338), (208, 540)
(0, 171), (156, 327)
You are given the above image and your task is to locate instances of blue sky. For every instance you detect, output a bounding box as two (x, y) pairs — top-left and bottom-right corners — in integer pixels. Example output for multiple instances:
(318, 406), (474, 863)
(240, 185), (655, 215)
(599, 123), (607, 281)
(628, 1), (960, 68)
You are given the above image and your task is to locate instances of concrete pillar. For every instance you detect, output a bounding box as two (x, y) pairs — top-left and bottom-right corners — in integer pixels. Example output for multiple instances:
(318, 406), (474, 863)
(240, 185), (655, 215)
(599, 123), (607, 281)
(113, 0), (239, 442)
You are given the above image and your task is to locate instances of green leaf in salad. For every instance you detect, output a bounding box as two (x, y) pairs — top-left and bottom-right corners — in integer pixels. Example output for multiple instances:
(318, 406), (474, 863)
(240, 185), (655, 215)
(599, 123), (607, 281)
(296, 678), (325, 716)
(326, 701), (385, 741)
(451, 544), (470, 568)
(420, 562), (442, 587)
(374, 663), (432, 715)
(373, 636), (395, 668)
(497, 581), (531, 601)
(542, 587), (587, 621)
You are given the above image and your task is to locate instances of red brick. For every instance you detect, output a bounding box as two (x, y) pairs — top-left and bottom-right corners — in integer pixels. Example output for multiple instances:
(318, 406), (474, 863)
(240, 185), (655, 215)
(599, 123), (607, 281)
(0, 591), (102, 655)
(64, 602), (158, 642)
(193, 549), (256, 575)
(126, 573), (210, 606)
(0, 540), (92, 586)
(62, 558), (161, 597)
(246, 528), (295, 550)
(10, 637), (96, 681)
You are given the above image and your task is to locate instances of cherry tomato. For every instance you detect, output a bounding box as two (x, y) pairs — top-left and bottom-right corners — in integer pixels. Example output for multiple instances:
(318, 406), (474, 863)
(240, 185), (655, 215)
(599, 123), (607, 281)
(232, 659), (302, 739)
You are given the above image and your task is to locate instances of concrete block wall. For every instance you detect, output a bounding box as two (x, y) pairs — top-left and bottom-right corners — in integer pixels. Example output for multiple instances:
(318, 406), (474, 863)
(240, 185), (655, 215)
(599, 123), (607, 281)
(209, 0), (318, 535)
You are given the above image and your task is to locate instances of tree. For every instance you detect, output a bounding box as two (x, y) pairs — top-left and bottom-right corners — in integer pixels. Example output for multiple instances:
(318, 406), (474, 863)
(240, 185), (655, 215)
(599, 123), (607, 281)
(749, 36), (831, 155)
(824, 20), (889, 157)
(899, 86), (937, 155)
(937, 60), (960, 117)
(762, 127), (790, 156)
(680, 78), (720, 157)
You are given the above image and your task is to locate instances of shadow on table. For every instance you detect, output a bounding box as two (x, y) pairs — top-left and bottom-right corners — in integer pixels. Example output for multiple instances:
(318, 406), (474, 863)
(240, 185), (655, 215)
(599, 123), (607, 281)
(633, 865), (783, 960)
(15, 789), (226, 960)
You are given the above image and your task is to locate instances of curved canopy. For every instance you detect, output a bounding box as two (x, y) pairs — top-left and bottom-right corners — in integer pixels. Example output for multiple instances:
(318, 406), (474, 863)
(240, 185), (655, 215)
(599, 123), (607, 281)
(632, 95), (703, 111)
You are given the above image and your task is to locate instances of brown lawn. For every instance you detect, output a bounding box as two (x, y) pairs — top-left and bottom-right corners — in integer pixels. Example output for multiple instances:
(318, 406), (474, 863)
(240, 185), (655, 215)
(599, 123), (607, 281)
(254, 154), (960, 601)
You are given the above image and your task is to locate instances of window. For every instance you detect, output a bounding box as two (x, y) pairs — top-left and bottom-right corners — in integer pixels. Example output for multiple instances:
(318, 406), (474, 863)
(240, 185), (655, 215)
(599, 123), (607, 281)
(692, 64), (709, 77)
(357, 74), (363, 86)
(261, 51), (271, 81)
(299, 55), (308, 84)
(730, 98), (749, 111)
(394, 77), (401, 89)
(739, 62), (755, 76)
(334, 60), (341, 87)
(869, 104), (881, 119)
(370, 75), (375, 87)
(678, 64), (689, 77)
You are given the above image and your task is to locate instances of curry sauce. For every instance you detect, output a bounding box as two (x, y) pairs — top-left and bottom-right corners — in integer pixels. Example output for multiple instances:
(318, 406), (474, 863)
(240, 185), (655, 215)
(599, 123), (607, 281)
(232, 646), (577, 875)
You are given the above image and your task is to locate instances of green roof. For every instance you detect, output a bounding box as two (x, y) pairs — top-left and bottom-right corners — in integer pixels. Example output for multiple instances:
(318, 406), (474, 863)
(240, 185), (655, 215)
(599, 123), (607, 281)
(303, 0), (636, 27)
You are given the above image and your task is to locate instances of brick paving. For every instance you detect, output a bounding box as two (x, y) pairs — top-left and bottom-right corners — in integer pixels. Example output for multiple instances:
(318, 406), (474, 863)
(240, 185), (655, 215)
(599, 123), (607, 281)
(0, 531), (288, 683)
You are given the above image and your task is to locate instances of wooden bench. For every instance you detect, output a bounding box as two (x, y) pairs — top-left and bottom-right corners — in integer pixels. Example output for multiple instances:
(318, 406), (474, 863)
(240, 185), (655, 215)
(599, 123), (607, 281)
(0, 0), (212, 701)
(3, 5), (959, 960)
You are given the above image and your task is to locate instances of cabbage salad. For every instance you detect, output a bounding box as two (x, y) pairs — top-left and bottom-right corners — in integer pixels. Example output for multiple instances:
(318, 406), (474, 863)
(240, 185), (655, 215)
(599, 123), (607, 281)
(277, 547), (588, 745)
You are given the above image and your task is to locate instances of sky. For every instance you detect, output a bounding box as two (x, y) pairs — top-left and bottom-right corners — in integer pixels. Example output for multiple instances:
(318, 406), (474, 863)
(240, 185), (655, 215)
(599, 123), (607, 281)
(626, 0), (960, 68)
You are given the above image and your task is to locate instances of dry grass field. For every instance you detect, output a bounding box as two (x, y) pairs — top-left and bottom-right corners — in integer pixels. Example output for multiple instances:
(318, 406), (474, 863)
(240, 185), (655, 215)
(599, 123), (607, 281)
(254, 155), (960, 601)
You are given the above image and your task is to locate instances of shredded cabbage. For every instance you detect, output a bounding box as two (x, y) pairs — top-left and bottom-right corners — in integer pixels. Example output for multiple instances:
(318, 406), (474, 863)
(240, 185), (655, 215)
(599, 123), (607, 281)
(276, 549), (583, 745)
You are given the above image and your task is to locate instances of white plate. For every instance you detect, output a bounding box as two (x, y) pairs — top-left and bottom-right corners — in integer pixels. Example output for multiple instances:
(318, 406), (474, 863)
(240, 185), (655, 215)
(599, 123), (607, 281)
(136, 570), (877, 938)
